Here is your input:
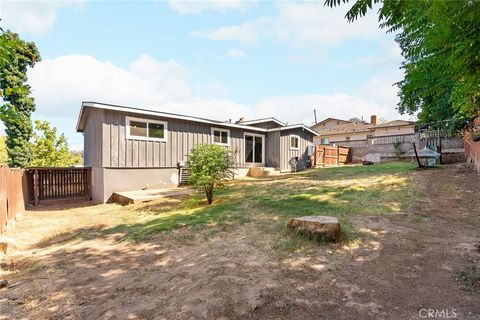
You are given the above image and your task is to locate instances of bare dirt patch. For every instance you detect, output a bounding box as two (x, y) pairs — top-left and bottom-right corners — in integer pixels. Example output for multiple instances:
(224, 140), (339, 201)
(1, 164), (479, 319)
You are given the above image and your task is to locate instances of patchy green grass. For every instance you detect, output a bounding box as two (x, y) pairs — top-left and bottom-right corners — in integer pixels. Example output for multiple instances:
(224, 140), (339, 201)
(28, 264), (47, 273)
(457, 263), (480, 293)
(97, 161), (420, 243)
(33, 162), (420, 246)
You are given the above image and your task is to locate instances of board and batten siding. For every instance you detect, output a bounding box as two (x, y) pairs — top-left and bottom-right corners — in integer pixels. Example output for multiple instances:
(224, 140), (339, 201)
(265, 131), (280, 168)
(97, 109), (251, 168)
(279, 128), (313, 171)
(83, 108), (103, 168)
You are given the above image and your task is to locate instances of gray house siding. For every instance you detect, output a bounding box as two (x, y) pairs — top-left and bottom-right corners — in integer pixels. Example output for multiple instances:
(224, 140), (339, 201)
(83, 108), (103, 168)
(265, 131), (280, 168)
(80, 105), (316, 202)
(279, 128), (314, 171)
(99, 110), (254, 168)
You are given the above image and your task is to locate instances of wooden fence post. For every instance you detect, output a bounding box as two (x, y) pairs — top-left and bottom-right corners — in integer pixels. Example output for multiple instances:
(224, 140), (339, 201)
(336, 145), (340, 166)
(33, 169), (39, 206)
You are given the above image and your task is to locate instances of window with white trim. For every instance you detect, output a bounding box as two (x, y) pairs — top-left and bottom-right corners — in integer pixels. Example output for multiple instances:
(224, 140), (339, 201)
(126, 116), (167, 142)
(211, 128), (230, 146)
(290, 135), (300, 150)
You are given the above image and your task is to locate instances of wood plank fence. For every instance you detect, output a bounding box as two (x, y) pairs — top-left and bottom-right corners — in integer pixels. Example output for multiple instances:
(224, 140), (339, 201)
(0, 165), (27, 235)
(314, 145), (351, 167)
(26, 167), (92, 205)
(465, 138), (480, 173)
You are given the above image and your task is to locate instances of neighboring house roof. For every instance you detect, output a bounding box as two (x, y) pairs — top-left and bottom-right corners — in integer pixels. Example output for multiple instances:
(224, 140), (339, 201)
(316, 122), (374, 135)
(316, 119), (416, 137)
(373, 120), (415, 128)
(240, 117), (286, 127)
(76, 101), (318, 135)
(311, 118), (351, 130)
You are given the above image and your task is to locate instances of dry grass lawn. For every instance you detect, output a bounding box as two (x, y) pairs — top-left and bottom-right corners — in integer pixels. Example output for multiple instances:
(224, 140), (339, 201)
(1, 162), (479, 319)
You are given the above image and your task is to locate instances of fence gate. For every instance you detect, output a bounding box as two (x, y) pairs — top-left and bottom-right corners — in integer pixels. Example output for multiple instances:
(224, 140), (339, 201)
(314, 145), (351, 167)
(27, 167), (92, 205)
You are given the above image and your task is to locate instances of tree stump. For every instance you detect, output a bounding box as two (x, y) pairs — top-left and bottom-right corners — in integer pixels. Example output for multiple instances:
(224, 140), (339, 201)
(287, 216), (341, 242)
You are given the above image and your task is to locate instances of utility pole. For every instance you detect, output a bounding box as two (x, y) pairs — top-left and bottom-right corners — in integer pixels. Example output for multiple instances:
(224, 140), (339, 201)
(313, 109), (317, 124)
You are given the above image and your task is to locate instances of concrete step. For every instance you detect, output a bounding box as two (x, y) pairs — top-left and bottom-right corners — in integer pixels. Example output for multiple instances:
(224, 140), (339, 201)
(247, 167), (281, 177)
(112, 187), (193, 205)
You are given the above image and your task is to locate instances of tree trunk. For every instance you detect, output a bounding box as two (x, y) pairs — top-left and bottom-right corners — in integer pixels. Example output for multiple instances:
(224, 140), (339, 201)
(205, 185), (214, 204)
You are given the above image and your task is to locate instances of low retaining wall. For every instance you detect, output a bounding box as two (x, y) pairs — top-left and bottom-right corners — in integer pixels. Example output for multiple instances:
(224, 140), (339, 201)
(347, 137), (464, 163)
(349, 142), (412, 163)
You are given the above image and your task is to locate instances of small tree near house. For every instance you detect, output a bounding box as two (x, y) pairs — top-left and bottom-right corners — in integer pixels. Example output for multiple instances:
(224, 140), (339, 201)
(187, 144), (234, 204)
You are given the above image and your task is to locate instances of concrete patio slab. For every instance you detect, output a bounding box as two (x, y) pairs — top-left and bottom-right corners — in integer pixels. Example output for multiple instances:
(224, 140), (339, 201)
(112, 187), (193, 205)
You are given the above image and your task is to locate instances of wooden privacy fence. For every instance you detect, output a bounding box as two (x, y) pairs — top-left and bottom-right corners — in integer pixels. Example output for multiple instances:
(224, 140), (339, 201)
(27, 167), (92, 205)
(0, 165), (27, 235)
(314, 145), (351, 167)
(465, 138), (480, 172)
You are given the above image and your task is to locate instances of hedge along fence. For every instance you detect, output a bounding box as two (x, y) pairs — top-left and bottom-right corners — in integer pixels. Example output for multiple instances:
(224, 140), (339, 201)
(0, 164), (28, 235)
(465, 138), (480, 173)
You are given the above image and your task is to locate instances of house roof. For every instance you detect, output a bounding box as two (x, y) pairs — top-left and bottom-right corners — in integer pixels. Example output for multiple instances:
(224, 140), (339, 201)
(374, 120), (415, 128)
(76, 101), (318, 136)
(239, 117), (286, 127)
(314, 118), (416, 136)
(316, 122), (374, 135)
(268, 124), (320, 136)
(311, 117), (351, 130)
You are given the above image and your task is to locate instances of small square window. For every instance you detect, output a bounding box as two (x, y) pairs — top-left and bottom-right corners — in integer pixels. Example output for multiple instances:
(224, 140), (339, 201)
(129, 121), (147, 137)
(211, 128), (230, 146)
(290, 135), (299, 150)
(148, 123), (165, 139)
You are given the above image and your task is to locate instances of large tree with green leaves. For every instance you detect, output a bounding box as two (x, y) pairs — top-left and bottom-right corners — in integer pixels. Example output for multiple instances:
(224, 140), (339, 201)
(31, 120), (81, 167)
(0, 31), (41, 167)
(0, 136), (7, 163)
(326, 0), (480, 132)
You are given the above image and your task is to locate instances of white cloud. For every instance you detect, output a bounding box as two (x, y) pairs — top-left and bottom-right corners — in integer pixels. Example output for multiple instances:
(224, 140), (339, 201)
(225, 49), (247, 59)
(168, 0), (250, 15)
(25, 54), (404, 148)
(191, 21), (258, 45)
(359, 42), (402, 69)
(191, 2), (381, 48)
(0, 0), (85, 36)
(197, 79), (229, 98)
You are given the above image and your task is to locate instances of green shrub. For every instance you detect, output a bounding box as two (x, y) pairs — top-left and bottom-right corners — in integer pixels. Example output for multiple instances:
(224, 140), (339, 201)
(187, 144), (234, 204)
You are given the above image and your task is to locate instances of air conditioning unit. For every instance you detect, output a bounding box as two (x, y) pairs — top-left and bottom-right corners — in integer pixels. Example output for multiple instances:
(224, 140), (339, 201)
(307, 146), (315, 157)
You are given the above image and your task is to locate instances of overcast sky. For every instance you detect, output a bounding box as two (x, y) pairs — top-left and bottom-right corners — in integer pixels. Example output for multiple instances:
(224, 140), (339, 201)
(0, 1), (412, 150)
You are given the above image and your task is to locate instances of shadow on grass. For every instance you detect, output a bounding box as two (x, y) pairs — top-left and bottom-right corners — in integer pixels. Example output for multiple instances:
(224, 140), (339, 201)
(34, 225), (107, 249)
(32, 162), (419, 247)
(104, 200), (251, 242)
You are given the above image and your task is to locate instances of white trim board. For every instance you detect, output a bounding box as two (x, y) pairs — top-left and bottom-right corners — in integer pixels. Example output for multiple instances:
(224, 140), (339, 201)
(240, 117), (286, 127)
(77, 102), (267, 133)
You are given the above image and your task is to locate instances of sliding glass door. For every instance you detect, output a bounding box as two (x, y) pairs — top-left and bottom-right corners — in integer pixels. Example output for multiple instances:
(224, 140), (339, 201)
(245, 134), (264, 165)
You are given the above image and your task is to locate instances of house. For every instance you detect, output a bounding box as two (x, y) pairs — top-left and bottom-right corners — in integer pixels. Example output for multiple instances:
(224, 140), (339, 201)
(311, 118), (351, 131)
(76, 101), (318, 203)
(312, 115), (416, 144)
